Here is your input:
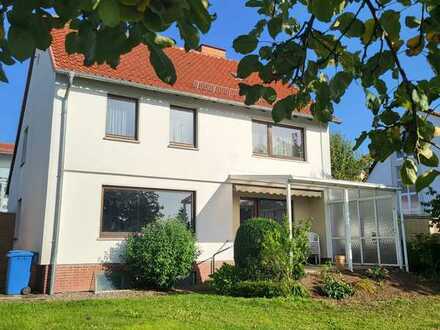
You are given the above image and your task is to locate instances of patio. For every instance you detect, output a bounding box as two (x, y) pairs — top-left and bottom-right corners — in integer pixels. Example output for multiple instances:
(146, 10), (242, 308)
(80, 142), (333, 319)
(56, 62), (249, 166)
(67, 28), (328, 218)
(228, 175), (407, 271)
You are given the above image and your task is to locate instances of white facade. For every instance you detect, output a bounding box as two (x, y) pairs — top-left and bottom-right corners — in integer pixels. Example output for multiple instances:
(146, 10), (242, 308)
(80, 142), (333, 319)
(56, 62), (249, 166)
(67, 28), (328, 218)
(8, 50), (334, 267)
(368, 114), (440, 217)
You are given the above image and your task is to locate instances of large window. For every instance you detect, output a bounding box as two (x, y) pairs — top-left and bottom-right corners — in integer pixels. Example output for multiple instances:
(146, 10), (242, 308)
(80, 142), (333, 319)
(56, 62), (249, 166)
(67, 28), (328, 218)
(170, 106), (197, 147)
(101, 186), (195, 237)
(395, 165), (421, 214)
(106, 95), (138, 140)
(239, 198), (290, 224)
(252, 121), (305, 160)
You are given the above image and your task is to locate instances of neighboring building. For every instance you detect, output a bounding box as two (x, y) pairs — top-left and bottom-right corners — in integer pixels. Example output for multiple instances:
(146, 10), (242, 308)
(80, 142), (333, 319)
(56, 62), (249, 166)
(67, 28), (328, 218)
(0, 143), (14, 212)
(8, 28), (405, 294)
(368, 113), (440, 236)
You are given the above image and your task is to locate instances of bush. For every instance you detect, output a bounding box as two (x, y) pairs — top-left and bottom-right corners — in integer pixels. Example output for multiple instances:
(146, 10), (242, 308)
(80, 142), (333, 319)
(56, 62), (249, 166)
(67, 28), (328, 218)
(208, 263), (239, 295)
(408, 234), (440, 277)
(320, 270), (354, 300)
(366, 266), (389, 281)
(354, 278), (378, 295)
(234, 218), (290, 281)
(230, 280), (294, 298)
(290, 219), (311, 280)
(124, 219), (198, 290)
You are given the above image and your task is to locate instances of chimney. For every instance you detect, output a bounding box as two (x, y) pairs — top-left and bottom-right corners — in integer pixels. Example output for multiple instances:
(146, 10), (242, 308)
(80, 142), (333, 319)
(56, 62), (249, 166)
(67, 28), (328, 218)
(199, 44), (226, 59)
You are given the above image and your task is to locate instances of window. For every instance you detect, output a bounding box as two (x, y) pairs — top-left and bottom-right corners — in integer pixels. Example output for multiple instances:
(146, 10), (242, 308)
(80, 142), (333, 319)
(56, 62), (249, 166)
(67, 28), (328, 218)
(101, 186), (195, 237)
(239, 198), (290, 224)
(170, 106), (196, 147)
(21, 127), (28, 166)
(396, 165), (420, 214)
(106, 95), (138, 140)
(252, 121), (305, 160)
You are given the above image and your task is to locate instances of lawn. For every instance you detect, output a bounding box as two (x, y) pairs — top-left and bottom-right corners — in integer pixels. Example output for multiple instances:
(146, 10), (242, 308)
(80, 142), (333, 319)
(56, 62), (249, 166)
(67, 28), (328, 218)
(0, 293), (439, 330)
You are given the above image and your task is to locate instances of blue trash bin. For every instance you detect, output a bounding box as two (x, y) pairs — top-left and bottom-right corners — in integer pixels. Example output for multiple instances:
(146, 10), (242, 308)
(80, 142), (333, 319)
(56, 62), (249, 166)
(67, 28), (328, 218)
(5, 250), (35, 295)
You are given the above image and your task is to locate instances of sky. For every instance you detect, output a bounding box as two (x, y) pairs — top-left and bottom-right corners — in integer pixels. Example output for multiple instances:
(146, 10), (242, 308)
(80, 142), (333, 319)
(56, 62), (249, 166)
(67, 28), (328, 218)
(0, 1), (429, 155)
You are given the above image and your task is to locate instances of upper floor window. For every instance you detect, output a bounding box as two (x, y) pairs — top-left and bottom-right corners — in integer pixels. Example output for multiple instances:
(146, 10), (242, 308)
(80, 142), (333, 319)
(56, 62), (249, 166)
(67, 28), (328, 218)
(106, 95), (138, 140)
(20, 127), (29, 166)
(252, 121), (305, 160)
(396, 165), (421, 214)
(101, 186), (195, 238)
(170, 106), (197, 147)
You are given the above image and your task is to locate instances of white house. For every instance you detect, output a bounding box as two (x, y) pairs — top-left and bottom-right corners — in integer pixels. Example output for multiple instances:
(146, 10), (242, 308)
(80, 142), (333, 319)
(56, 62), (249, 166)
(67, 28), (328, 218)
(8, 28), (406, 293)
(368, 113), (440, 235)
(0, 143), (13, 212)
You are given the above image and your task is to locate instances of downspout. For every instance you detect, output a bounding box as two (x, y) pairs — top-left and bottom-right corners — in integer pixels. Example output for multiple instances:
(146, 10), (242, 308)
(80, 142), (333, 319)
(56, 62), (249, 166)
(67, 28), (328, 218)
(49, 71), (75, 295)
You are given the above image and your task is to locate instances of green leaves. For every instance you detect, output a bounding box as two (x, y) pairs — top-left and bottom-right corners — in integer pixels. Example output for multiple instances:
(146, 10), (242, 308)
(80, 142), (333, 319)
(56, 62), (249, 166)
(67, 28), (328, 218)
(308, 0), (337, 23)
(332, 13), (365, 38)
(400, 159), (418, 186)
(268, 16), (283, 39)
(415, 170), (440, 192)
(98, 0), (121, 27)
(233, 34), (258, 54)
(330, 71), (353, 103)
(147, 44), (176, 85)
(7, 26), (35, 62)
(380, 10), (401, 42)
(237, 55), (260, 79)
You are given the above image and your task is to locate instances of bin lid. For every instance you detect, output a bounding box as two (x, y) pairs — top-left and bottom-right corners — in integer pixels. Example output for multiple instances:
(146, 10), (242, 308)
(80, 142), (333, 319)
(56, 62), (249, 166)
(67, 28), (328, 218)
(7, 250), (35, 257)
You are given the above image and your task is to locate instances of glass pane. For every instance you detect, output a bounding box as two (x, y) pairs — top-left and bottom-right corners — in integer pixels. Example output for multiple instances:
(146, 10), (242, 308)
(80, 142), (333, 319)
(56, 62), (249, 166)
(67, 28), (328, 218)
(410, 194), (420, 211)
(376, 198), (394, 236)
(240, 199), (255, 224)
(328, 188), (344, 202)
(258, 199), (286, 223)
(102, 188), (194, 233)
(359, 189), (375, 198)
(379, 238), (397, 264)
(401, 195), (409, 210)
(362, 238), (378, 263)
(348, 189), (359, 200)
(252, 122), (268, 154)
(170, 107), (195, 145)
(359, 200), (376, 238)
(271, 125), (304, 159)
(332, 239), (345, 258)
(352, 239), (362, 264)
(350, 201), (361, 238)
(330, 203), (345, 238)
(106, 96), (136, 138)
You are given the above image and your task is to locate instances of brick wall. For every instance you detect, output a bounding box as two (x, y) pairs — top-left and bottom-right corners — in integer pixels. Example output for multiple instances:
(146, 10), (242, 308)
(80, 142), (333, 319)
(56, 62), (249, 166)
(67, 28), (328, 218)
(31, 260), (234, 293)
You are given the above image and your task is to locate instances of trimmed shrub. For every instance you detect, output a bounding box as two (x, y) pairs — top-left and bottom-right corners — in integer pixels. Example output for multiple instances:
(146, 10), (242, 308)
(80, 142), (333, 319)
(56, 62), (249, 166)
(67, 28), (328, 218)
(234, 218), (290, 281)
(124, 219), (198, 290)
(408, 234), (440, 277)
(208, 263), (240, 295)
(230, 280), (294, 298)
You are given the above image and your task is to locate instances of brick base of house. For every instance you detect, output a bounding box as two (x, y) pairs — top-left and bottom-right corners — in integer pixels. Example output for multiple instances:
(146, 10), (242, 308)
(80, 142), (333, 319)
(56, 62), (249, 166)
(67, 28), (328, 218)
(30, 260), (233, 293)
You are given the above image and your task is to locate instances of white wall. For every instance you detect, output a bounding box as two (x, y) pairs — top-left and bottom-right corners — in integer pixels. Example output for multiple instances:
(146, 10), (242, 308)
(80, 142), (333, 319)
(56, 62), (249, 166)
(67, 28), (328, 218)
(44, 77), (331, 265)
(8, 50), (56, 259)
(368, 114), (440, 214)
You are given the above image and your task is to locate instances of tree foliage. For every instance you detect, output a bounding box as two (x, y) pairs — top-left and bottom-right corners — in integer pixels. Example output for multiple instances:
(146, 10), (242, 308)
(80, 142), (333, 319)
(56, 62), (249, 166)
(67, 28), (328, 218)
(0, 0), (215, 85)
(233, 0), (440, 191)
(330, 133), (372, 181)
(1, 0), (440, 190)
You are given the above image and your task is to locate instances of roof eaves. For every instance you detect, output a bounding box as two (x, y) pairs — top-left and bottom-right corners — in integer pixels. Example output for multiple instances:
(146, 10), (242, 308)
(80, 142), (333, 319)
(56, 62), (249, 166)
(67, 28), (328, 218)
(55, 68), (341, 123)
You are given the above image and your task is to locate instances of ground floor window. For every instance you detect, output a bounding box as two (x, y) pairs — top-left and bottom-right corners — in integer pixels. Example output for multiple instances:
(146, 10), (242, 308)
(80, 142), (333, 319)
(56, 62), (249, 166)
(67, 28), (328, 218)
(239, 198), (291, 224)
(101, 186), (195, 237)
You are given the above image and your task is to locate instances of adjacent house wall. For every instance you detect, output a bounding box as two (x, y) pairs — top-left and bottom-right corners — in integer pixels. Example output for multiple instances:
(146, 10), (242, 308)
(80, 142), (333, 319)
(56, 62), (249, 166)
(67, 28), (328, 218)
(8, 50), (56, 259)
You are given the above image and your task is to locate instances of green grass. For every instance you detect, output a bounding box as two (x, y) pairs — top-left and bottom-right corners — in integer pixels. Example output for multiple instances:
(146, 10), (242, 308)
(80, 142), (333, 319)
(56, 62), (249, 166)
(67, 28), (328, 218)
(0, 293), (439, 330)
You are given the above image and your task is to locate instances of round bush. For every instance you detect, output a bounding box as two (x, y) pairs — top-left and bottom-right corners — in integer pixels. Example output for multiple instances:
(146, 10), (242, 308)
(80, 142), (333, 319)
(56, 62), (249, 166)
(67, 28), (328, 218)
(125, 219), (198, 290)
(234, 217), (290, 281)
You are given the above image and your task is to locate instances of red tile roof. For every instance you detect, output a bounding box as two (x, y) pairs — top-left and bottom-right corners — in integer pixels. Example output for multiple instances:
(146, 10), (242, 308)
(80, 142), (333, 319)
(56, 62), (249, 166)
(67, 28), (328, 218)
(0, 143), (14, 155)
(49, 29), (311, 115)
